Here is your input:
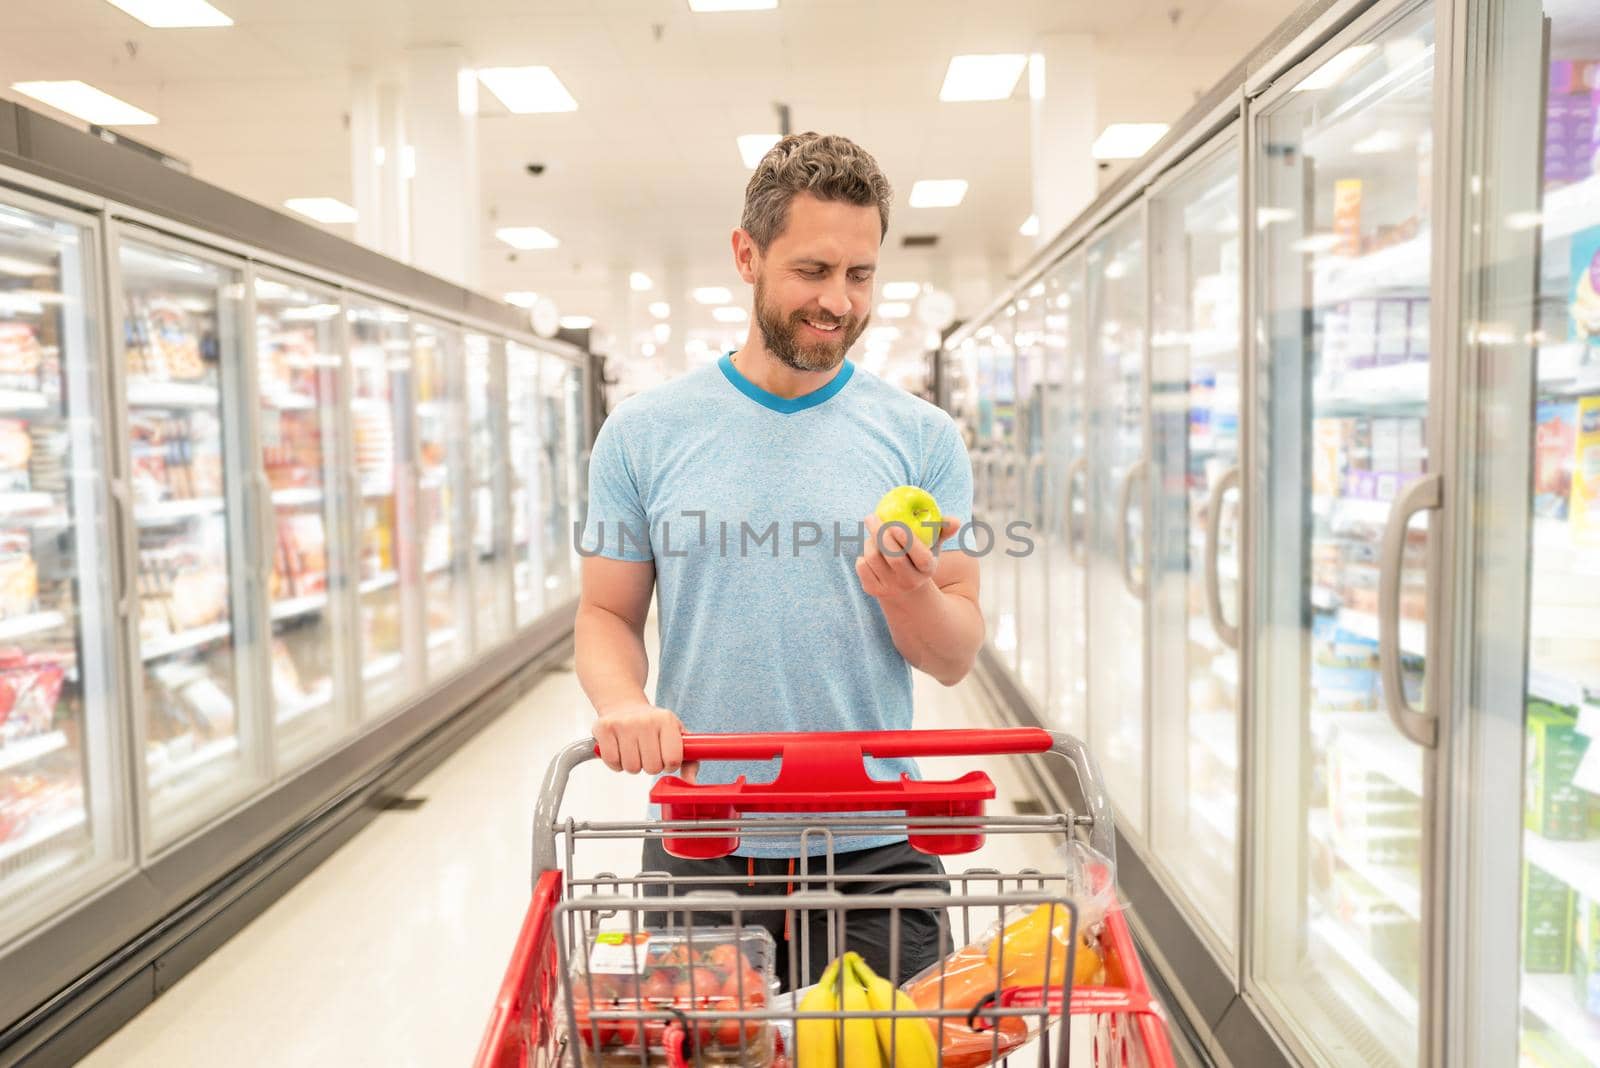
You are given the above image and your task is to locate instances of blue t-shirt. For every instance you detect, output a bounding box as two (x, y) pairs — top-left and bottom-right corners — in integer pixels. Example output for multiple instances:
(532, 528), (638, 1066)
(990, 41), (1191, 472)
(580, 354), (974, 857)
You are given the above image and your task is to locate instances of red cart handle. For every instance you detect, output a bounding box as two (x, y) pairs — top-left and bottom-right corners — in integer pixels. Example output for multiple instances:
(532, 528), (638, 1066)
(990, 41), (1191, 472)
(634, 728), (1053, 859)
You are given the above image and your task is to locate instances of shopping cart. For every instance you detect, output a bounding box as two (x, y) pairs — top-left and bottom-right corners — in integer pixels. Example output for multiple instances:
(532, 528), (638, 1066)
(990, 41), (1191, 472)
(474, 728), (1174, 1068)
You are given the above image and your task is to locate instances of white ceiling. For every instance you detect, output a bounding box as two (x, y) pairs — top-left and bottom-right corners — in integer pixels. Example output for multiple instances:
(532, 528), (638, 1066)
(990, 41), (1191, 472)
(1, 0), (1304, 386)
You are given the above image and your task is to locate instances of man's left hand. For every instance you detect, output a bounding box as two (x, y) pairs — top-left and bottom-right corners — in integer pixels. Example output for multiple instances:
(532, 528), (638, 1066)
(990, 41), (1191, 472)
(855, 513), (962, 603)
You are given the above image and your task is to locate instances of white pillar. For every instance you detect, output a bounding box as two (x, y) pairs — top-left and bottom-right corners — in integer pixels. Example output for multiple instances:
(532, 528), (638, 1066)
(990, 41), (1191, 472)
(405, 46), (480, 288)
(1028, 35), (1098, 249)
(350, 72), (409, 261)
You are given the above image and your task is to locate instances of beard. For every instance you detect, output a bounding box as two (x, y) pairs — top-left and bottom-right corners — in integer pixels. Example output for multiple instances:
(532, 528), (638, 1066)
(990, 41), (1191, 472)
(753, 275), (868, 372)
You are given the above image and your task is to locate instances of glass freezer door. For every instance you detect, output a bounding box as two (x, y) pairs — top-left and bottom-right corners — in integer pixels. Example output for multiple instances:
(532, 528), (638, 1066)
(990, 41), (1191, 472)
(1148, 139), (1245, 957)
(118, 234), (261, 846)
(1086, 210), (1150, 837)
(539, 356), (573, 605)
(412, 320), (470, 678)
(1015, 285), (1050, 704)
(0, 197), (126, 942)
(1045, 255), (1089, 739)
(507, 342), (543, 627)
(251, 274), (349, 766)
(988, 313), (1020, 669)
(466, 333), (511, 651)
(562, 359), (587, 601)
(1251, 7), (1437, 1064)
(346, 301), (416, 715)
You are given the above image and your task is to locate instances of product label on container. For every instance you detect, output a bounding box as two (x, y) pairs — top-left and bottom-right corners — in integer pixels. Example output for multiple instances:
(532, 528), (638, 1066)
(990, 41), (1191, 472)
(588, 931), (653, 974)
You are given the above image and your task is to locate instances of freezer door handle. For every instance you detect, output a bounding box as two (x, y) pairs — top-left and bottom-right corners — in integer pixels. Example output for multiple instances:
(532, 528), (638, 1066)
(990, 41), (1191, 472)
(1203, 465), (1242, 650)
(1117, 458), (1149, 598)
(1378, 472), (1442, 749)
(108, 478), (135, 620)
(1065, 457), (1089, 566)
(1026, 454), (1047, 526)
(255, 468), (275, 584)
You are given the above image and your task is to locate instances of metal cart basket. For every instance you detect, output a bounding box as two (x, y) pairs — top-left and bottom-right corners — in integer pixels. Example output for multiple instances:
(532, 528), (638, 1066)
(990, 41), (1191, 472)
(474, 728), (1174, 1068)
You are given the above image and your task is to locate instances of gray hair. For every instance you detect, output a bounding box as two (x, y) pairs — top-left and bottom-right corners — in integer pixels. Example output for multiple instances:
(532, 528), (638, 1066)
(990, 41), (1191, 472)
(740, 132), (893, 250)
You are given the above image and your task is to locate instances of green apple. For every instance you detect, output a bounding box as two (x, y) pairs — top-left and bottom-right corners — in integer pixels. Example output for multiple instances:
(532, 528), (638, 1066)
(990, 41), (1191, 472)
(874, 485), (943, 548)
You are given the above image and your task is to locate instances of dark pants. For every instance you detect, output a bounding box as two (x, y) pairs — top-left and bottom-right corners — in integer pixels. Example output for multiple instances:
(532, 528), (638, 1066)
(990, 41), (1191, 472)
(640, 838), (951, 991)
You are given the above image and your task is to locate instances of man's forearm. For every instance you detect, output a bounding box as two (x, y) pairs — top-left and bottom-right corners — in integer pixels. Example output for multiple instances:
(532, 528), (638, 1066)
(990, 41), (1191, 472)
(878, 581), (984, 686)
(575, 602), (651, 714)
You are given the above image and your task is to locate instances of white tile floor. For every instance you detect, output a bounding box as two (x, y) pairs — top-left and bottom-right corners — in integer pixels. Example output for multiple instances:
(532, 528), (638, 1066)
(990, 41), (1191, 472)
(79, 639), (1081, 1067)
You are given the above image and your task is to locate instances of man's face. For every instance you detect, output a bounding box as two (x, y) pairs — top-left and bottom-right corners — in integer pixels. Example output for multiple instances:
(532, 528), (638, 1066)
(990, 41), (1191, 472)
(748, 193), (878, 372)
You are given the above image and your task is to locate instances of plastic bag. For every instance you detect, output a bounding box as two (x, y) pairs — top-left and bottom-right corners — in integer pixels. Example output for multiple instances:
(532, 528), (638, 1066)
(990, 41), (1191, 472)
(899, 841), (1115, 1067)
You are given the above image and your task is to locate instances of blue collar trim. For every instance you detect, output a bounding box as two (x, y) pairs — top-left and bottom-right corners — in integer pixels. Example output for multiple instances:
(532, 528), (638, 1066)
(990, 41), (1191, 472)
(718, 353), (854, 414)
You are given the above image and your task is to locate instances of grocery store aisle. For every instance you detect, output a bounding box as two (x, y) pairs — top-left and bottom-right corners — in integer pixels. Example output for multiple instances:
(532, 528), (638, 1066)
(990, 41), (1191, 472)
(76, 625), (1066, 1067)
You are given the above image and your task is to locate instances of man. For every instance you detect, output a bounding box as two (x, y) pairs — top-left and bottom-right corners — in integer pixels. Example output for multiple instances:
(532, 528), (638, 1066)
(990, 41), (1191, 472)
(575, 132), (982, 988)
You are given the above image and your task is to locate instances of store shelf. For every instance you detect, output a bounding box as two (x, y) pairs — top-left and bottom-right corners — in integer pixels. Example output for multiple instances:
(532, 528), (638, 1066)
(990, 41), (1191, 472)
(0, 806), (86, 867)
(135, 496), (225, 524)
(1192, 793), (1236, 842)
(361, 481), (394, 499)
(126, 380), (219, 408)
(426, 628), (456, 651)
(1337, 609), (1427, 658)
(1313, 235), (1431, 305)
(362, 652), (403, 682)
(1542, 173), (1600, 243)
(358, 572), (397, 596)
(1524, 831), (1600, 895)
(1313, 494), (1395, 526)
(1327, 714), (1424, 796)
(0, 610), (66, 642)
(149, 734), (239, 792)
(272, 487), (323, 507)
(1521, 974), (1600, 1064)
(1311, 915), (1420, 1025)
(270, 592), (327, 623)
(1311, 810), (1422, 920)
(277, 683), (334, 728)
(141, 621), (231, 662)
(0, 389), (50, 414)
(1317, 360), (1430, 413)
(1527, 669), (1593, 711)
(1537, 341), (1600, 399)
(0, 730), (68, 772)
(264, 392), (318, 411)
(423, 557), (452, 576)
(0, 491), (58, 515)
(1191, 713), (1239, 772)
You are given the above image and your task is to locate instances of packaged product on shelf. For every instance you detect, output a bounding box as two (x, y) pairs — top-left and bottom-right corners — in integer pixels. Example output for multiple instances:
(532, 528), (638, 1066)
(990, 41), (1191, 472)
(1346, 299), (1379, 370)
(1536, 401), (1578, 521)
(1572, 396), (1600, 547)
(0, 321), (43, 393)
(1545, 62), (1600, 186)
(1526, 861), (1575, 973)
(1330, 868), (1417, 990)
(27, 425), (66, 496)
(1398, 417), (1427, 476)
(1407, 298), (1430, 361)
(0, 651), (66, 738)
(145, 301), (206, 381)
(0, 535), (39, 621)
(1333, 178), (1363, 258)
(0, 418), (33, 495)
(1313, 420), (1344, 500)
(1573, 228), (1600, 346)
(1322, 305), (1352, 379)
(1526, 700), (1593, 840)
(1376, 301), (1411, 366)
(268, 640), (308, 706)
(1573, 895), (1600, 1020)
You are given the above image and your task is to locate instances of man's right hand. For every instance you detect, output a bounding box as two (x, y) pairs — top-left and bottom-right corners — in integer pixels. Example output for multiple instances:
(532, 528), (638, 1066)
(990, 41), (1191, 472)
(591, 702), (696, 779)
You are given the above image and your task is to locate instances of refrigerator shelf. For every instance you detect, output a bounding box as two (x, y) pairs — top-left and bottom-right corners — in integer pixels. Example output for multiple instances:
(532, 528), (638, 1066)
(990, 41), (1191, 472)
(1310, 913), (1420, 1027)
(1321, 713), (1424, 796)
(1189, 712), (1239, 771)
(134, 496), (226, 524)
(360, 482), (393, 500)
(426, 629), (456, 651)
(358, 572), (396, 596)
(1536, 341), (1600, 398)
(276, 683), (334, 727)
(361, 652), (403, 683)
(1312, 235), (1431, 305)
(140, 620), (231, 662)
(0, 806), (85, 869)
(148, 734), (239, 793)
(0, 389), (51, 414)
(1310, 810), (1422, 920)
(1312, 495), (1396, 526)
(262, 392), (317, 411)
(0, 610), (66, 642)
(1520, 973), (1600, 1063)
(1337, 609), (1427, 658)
(271, 487), (323, 507)
(1541, 172), (1600, 243)
(1522, 830), (1600, 896)
(270, 592), (327, 623)
(0, 729), (67, 773)
(1315, 361), (1431, 414)
(126, 381), (220, 409)
(423, 558), (451, 576)
(0, 491), (60, 515)
(1192, 793), (1236, 842)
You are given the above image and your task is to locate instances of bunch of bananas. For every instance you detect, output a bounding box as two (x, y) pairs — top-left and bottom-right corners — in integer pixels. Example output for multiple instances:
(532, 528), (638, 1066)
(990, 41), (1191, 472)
(795, 951), (939, 1067)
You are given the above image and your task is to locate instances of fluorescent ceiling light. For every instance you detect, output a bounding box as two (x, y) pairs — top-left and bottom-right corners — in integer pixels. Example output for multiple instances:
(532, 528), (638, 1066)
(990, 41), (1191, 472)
(1019, 213), (1040, 237)
(285, 197), (358, 224)
(560, 315), (593, 329)
(688, 0), (777, 10)
(653, 322), (672, 342)
(505, 291), (539, 308)
(877, 302), (911, 319)
(495, 226), (559, 250)
(881, 281), (921, 301)
(939, 54), (1028, 102)
(630, 271), (654, 291)
(1091, 123), (1168, 160)
(476, 67), (577, 114)
(712, 305), (748, 323)
(103, 0), (232, 26)
(693, 286), (732, 305)
(1293, 45), (1374, 92)
(11, 81), (157, 126)
(649, 301), (671, 319)
(909, 179), (968, 208)
(738, 133), (782, 168)
(641, 342), (656, 357)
